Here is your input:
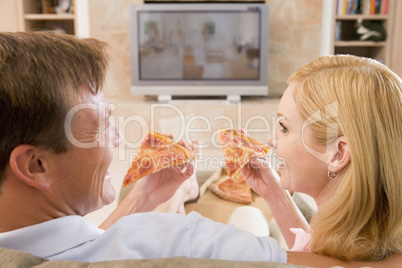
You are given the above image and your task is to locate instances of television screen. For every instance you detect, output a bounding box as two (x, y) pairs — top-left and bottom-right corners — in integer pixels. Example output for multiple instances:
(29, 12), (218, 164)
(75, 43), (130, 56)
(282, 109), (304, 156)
(138, 10), (261, 80)
(129, 4), (269, 100)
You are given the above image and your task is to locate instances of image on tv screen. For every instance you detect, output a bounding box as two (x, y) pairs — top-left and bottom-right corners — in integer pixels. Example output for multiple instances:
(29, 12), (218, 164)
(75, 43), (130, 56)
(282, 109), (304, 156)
(137, 10), (261, 80)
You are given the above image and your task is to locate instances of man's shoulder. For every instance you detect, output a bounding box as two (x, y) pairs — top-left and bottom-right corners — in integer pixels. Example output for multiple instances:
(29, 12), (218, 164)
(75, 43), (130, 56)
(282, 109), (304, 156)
(0, 215), (102, 259)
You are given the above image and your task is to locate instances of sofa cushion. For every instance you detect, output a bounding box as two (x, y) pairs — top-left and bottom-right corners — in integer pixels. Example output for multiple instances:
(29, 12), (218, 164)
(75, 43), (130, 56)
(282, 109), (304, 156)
(0, 247), (48, 267)
(0, 247), (310, 268)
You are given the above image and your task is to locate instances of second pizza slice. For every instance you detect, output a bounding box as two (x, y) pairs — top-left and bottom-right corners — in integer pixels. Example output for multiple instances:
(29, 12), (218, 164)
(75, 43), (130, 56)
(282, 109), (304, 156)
(218, 128), (271, 178)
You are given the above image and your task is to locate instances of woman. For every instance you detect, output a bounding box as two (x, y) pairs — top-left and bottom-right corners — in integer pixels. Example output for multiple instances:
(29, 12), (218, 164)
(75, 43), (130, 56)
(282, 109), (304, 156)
(102, 54), (402, 266)
(243, 54), (402, 261)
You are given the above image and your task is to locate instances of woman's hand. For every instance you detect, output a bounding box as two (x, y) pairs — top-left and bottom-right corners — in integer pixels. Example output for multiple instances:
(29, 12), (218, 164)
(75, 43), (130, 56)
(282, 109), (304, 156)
(242, 157), (281, 200)
(243, 162), (309, 250)
(236, 128), (282, 199)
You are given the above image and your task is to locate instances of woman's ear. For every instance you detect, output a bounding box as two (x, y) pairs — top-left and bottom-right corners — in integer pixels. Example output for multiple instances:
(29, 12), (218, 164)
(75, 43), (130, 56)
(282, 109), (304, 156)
(327, 136), (350, 173)
(9, 145), (52, 190)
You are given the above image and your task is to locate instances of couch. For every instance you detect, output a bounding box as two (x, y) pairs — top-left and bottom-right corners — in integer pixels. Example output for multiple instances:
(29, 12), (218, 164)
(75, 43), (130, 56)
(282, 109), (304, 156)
(0, 247), (310, 268)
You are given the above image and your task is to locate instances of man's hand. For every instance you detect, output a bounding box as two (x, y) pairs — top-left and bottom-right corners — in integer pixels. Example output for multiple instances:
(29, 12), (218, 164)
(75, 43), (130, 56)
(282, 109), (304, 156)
(99, 136), (198, 230)
(135, 161), (194, 210)
(134, 137), (198, 209)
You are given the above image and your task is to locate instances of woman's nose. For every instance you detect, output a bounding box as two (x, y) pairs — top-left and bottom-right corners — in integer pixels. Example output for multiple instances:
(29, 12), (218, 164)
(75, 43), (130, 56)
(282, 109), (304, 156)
(267, 132), (277, 148)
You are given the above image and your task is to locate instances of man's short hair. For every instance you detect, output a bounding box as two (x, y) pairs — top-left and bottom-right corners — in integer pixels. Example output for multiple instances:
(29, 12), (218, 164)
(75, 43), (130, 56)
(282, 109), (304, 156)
(0, 32), (110, 183)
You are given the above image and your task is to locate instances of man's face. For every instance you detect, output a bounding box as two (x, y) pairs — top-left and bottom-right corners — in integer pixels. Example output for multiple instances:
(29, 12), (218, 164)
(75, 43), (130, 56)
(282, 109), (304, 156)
(45, 89), (122, 216)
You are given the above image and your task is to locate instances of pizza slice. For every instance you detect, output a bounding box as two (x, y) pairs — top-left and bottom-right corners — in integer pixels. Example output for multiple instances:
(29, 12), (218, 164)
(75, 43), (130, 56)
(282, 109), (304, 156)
(218, 128), (270, 178)
(123, 131), (194, 187)
(210, 172), (252, 204)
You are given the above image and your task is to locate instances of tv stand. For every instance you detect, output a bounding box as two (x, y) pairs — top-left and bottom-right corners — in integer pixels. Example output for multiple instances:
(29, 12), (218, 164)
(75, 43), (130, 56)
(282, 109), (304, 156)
(226, 95), (241, 102)
(157, 94), (172, 102)
(157, 94), (241, 103)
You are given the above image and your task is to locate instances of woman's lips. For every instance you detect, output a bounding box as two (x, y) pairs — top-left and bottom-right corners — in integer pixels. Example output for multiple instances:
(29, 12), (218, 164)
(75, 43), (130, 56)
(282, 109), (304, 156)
(277, 157), (286, 170)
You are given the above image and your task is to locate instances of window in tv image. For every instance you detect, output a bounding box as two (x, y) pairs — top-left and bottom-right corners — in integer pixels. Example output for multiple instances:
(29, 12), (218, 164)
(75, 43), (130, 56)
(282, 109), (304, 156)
(137, 11), (261, 80)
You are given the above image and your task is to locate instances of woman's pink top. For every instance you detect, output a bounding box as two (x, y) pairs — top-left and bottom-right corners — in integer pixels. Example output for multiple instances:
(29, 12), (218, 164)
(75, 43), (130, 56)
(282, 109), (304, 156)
(289, 228), (311, 252)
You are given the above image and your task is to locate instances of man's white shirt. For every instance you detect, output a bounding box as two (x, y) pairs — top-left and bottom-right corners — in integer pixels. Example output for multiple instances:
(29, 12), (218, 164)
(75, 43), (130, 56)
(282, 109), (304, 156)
(0, 211), (287, 263)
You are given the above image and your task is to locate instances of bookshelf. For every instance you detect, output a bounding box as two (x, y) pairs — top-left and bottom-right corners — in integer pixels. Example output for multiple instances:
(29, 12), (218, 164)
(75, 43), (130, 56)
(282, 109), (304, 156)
(331, 0), (394, 65)
(17, 0), (79, 36)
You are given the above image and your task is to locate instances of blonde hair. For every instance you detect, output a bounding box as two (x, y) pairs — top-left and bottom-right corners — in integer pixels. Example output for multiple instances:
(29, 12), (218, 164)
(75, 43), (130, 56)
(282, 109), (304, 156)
(289, 55), (402, 261)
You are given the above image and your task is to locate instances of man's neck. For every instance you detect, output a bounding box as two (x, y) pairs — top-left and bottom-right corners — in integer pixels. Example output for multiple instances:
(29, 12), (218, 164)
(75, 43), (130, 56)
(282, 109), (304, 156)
(0, 175), (67, 233)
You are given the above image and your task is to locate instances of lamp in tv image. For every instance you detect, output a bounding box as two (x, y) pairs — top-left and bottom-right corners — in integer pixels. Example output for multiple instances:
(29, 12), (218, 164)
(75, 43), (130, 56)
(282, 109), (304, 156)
(129, 4), (269, 101)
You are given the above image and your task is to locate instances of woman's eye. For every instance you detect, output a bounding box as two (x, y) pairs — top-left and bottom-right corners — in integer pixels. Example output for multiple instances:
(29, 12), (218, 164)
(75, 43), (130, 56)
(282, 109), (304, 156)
(279, 122), (288, 133)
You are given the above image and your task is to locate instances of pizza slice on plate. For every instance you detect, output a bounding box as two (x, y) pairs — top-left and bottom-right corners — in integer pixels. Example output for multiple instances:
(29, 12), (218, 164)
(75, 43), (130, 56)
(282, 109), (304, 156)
(123, 131), (194, 187)
(210, 172), (252, 204)
(218, 128), (271, 178)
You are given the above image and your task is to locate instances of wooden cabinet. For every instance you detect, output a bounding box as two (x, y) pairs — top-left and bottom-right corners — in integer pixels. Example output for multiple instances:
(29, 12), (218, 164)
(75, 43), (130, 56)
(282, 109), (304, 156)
(17, 0), (77, 35)
(331, 0), (395, 66)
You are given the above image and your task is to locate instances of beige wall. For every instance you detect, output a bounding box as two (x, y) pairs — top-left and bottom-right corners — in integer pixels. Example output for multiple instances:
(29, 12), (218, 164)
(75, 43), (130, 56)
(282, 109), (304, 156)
(0, 0), (21, 32)
(88, 0), (323, 99)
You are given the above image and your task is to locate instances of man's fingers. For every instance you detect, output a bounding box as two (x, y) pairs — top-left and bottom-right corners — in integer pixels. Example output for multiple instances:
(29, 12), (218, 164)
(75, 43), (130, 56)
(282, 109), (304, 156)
(176, 162), (194, 175)
(178, 139), (188, 149)
(189, 140), (201, 154)
(177, 139), (192, 152)
(165, 133), (174, 139)
(178, 163), (188, 173)
(237, 128), (248, 135)
(177, 139), (200, 155)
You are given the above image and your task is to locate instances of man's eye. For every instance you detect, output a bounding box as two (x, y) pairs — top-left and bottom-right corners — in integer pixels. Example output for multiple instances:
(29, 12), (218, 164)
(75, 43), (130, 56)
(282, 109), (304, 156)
(279, 122), (288, 133)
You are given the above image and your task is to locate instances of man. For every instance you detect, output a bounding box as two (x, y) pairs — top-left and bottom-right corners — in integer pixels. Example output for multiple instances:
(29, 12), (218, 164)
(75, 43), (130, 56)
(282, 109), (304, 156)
(0, 32), (285, 262)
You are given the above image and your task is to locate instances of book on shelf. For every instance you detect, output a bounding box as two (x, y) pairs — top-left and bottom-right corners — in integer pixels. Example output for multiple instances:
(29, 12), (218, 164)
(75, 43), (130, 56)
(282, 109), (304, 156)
(336, 0), (388, 15)
(381, 0), (389, 14)
(39, 0), (73, 14)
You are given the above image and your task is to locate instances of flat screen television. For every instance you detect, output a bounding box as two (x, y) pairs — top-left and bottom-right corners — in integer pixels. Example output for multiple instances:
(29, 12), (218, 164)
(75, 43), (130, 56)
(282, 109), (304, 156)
(129, 3), (269, 101)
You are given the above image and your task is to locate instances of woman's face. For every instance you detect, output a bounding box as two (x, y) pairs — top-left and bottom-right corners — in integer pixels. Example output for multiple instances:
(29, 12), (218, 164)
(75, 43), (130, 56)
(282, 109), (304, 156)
(267, 82), (331, 199)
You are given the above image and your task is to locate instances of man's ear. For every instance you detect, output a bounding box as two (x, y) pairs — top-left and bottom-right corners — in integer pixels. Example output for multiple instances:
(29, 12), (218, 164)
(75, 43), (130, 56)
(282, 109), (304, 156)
(327, 136), (351, 173)
(9, 145), (52, 190)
